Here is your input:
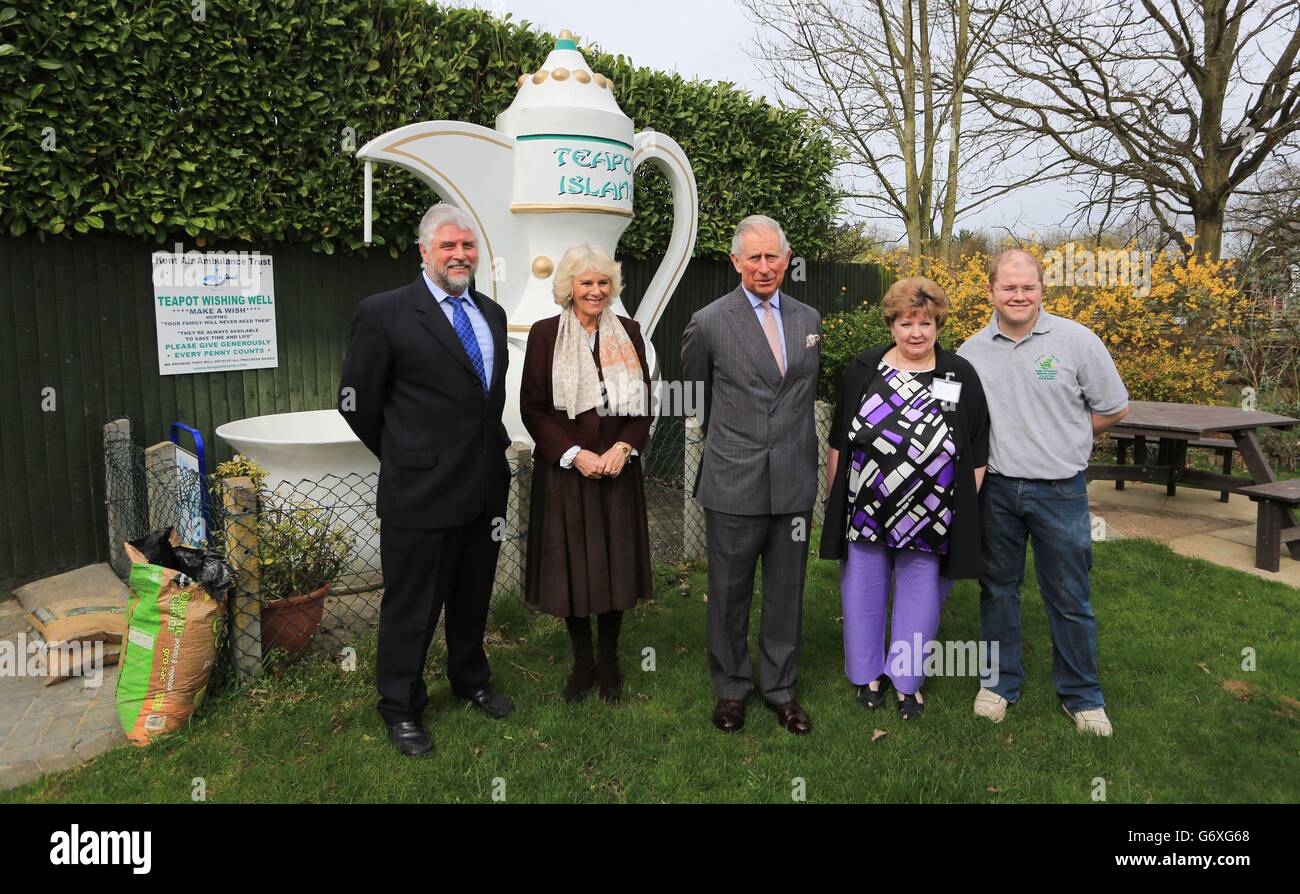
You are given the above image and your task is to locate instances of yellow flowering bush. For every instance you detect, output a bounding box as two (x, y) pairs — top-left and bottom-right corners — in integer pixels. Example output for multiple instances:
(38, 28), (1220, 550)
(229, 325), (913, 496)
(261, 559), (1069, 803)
(880, 244), (1235, 403)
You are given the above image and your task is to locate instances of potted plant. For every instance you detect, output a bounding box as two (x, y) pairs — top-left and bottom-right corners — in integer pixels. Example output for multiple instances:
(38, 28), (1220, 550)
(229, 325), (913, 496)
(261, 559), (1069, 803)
(211, 456), (355, 656)
(255, 501), (355, 656)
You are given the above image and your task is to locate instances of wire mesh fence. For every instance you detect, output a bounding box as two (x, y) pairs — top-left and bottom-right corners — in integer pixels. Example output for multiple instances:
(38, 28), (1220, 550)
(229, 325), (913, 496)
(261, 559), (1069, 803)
(642, 416), (707, 561)
(101, 414), (713, 692)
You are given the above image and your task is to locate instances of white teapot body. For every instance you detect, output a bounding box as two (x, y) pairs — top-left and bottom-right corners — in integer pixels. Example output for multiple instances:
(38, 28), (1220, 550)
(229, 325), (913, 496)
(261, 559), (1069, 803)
(357, 34), (699, 444)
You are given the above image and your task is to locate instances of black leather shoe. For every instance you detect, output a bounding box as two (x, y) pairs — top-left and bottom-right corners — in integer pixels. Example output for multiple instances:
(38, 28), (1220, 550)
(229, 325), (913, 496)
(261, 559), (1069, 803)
(459, 686), (515, 719)
(713, 698), (746, 733)
(385, 720), (432, 756)
(767, 699), (812, 735)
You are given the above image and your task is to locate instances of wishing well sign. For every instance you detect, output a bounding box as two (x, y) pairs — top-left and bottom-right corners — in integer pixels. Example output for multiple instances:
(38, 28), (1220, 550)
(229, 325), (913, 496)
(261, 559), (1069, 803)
(151, 249), (278, 375)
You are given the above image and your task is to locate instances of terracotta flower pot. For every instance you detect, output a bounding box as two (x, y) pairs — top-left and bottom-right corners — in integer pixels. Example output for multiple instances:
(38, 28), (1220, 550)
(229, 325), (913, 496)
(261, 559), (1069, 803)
(260, 585), (329, 657)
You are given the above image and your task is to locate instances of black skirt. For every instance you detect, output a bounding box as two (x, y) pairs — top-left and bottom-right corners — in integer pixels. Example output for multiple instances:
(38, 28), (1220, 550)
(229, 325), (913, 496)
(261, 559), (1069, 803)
(524, 456), (652, 618)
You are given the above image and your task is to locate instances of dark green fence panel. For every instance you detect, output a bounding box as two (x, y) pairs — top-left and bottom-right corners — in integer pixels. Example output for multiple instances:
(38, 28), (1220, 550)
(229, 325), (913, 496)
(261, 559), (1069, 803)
(0, 234), (890, 591)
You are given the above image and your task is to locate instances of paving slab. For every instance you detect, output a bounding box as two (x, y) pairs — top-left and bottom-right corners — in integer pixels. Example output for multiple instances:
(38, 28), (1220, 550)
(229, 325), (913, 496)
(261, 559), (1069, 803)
(1211, 525), (1265, 549)
(1087, 481), (1299, 588)
(1168, 534), (1300, 588)
(1, 601), (126, 790)
(1088, 505), (1218, 540)
(0, 562), (138, 790)
(1089, 480), (1260, 523)
(0, 760), (40, 791)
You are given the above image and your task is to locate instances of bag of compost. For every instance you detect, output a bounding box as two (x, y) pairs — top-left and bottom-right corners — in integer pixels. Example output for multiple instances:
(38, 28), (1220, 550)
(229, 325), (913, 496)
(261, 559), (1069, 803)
(116, 528), (235, 745)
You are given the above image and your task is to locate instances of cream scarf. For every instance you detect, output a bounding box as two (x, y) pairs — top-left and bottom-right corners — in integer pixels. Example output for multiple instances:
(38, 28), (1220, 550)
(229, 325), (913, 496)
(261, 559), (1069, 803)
(552, 306), (644, 419)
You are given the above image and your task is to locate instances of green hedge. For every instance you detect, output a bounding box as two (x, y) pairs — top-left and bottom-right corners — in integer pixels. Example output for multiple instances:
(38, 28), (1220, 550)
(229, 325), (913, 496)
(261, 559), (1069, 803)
(819, 302), (891, 404)
(0, 0), (841, 259)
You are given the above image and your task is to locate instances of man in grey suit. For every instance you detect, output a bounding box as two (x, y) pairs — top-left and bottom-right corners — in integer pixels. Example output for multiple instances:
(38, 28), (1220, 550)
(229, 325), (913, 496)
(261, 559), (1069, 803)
(682, 215), (822, 735)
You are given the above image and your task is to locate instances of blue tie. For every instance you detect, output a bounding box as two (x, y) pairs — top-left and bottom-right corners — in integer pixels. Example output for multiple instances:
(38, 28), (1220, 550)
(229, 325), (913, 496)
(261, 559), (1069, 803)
(448, 295), (488, 393)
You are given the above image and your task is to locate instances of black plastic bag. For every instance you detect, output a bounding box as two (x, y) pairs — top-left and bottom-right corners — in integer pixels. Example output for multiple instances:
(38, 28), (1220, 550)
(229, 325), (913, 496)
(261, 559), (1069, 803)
(126, 527), (237, 606)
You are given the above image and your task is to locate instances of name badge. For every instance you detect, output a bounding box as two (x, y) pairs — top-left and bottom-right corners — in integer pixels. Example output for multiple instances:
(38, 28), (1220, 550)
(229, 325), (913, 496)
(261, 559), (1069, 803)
(931, 378), (962, 405)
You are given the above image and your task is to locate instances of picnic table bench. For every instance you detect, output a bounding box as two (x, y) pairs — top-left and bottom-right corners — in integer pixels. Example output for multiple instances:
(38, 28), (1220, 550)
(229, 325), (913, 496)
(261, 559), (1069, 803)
(1238, 480), (1300, 573)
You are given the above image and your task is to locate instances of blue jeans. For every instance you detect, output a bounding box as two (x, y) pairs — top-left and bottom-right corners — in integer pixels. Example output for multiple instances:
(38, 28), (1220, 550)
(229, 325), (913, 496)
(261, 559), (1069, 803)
(979, 471), (1104, 711)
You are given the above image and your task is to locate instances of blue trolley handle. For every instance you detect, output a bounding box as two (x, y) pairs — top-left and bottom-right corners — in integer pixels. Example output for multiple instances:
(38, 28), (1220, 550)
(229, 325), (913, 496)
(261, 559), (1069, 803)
(170, 422), (211, 534)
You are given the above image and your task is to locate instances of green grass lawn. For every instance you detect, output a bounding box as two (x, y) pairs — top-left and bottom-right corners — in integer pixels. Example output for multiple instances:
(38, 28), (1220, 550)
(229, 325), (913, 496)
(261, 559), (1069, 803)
(5, 535), (1297, 804)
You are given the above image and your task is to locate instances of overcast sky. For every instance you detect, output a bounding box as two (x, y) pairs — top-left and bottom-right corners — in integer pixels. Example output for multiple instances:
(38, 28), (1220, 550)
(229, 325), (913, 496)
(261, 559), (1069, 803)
(445, 0), (1079, 244)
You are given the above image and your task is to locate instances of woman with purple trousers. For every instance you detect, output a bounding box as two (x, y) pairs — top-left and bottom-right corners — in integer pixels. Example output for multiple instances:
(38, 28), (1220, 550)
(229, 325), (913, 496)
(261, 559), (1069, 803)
(820, 277), (989, 719)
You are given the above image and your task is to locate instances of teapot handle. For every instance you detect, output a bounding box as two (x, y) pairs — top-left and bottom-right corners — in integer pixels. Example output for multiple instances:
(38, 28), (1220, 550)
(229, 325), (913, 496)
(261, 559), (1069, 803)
(631, 131), (698, 337)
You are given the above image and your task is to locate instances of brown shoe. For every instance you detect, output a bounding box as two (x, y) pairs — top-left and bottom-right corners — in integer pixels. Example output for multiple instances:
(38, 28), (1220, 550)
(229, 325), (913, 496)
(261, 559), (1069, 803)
(767, 699), (812, 735)
(596, 651), (622, 704)
(563, 617), (595, 704)
(712, 698), (746, 733)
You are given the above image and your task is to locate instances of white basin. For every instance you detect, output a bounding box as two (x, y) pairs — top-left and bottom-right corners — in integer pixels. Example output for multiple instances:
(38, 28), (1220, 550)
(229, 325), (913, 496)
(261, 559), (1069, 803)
(216, 409), (381, 582)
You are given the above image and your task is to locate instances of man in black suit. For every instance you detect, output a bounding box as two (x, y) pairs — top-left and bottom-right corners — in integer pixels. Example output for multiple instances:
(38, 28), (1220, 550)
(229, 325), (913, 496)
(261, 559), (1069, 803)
(339, 203), (514, 757)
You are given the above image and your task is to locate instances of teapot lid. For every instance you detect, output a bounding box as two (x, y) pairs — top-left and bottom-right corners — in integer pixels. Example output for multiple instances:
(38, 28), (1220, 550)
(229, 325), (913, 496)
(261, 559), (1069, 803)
(495, 31), (632, 138)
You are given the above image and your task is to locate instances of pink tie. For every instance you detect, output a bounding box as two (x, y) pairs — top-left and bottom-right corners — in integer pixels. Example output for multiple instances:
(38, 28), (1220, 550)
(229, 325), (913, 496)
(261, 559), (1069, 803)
(760, 299), (785, 376)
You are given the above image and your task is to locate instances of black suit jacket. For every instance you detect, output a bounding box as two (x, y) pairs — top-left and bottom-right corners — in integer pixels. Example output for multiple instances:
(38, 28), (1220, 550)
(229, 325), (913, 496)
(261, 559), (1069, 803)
(338, 275), (510, 530)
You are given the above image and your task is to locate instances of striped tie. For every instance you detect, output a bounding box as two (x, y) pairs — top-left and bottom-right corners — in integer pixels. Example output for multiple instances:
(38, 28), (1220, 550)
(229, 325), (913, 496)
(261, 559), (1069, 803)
(760, 298), (785, 376)
(448, 296), (488, 393)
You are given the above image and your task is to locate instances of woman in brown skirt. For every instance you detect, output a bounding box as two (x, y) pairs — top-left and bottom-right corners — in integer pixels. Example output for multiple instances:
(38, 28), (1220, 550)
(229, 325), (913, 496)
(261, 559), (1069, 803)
(520, 244), (654, 704)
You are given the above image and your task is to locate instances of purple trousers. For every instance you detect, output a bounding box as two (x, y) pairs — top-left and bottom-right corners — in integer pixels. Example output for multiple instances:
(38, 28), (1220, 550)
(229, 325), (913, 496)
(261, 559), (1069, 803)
(841, 539), (953, 695)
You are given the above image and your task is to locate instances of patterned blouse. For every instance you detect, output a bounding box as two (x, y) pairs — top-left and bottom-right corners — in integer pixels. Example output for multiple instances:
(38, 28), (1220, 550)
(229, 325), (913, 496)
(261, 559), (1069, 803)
(845, 361), (958, 554)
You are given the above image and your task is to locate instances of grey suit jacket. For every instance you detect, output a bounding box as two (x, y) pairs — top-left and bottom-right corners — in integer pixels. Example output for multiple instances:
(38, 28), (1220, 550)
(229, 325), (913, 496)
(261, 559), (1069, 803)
(682, 286), (821, 516)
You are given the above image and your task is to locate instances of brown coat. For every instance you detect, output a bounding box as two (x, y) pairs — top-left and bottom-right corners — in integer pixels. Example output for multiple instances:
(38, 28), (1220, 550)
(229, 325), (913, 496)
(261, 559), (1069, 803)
(521, 313), (654, 464)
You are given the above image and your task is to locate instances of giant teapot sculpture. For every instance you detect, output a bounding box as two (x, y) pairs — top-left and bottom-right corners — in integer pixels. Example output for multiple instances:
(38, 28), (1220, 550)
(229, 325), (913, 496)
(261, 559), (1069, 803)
(358, 30), (699, 442)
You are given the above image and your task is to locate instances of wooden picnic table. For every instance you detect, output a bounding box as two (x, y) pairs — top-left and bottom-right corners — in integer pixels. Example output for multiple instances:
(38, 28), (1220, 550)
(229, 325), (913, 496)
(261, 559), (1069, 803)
(1086, 400), (1300, 560)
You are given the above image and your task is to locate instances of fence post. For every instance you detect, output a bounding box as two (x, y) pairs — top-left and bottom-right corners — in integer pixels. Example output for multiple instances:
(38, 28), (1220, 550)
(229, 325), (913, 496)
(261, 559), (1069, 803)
(494, 442), (533, 601)
(683, 417), (707, 560)
(814, 400), (832, 528)
(103, 418), (134, 579)
(222, 476), (262, 684)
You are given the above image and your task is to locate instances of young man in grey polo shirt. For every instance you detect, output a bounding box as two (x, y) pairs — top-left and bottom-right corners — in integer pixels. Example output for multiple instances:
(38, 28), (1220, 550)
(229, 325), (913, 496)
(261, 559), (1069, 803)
(957, 249), (1129, 736)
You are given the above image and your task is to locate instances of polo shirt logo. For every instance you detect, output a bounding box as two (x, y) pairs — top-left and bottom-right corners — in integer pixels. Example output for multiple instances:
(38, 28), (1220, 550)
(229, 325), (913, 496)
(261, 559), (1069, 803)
(1034, 354), (1061, 381)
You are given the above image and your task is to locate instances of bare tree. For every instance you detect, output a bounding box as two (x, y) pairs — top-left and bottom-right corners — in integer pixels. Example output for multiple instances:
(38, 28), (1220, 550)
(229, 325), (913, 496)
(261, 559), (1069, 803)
(967, 0), (1300, 259)
(1231, 158), (1300, 256)
(739, 0), (1042, 257)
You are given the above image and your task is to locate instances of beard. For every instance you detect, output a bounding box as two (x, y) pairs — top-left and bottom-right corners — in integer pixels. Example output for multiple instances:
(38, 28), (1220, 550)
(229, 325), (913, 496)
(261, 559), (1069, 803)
(434, 261), (474, 294)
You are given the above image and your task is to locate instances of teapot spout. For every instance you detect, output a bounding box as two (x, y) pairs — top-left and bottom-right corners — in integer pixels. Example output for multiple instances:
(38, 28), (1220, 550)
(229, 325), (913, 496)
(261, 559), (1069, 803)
(357, 121), (523, 310)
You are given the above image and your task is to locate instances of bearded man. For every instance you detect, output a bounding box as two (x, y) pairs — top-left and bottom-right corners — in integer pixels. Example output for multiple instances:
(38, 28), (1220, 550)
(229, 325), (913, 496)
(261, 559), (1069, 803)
(338, 203), (514, 757)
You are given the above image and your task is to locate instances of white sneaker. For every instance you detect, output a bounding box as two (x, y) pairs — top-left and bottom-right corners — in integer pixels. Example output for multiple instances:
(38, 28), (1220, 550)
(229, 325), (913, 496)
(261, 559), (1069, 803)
(973, 688), (1008, 723)
(1063, 704), (1113, 737)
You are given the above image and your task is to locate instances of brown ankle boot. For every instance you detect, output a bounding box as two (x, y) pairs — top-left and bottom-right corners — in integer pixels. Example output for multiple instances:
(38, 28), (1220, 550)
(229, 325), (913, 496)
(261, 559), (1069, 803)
(563, 617), (595, 704)
(596, 611), (623, 703)
(596, 651), (622, 703)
